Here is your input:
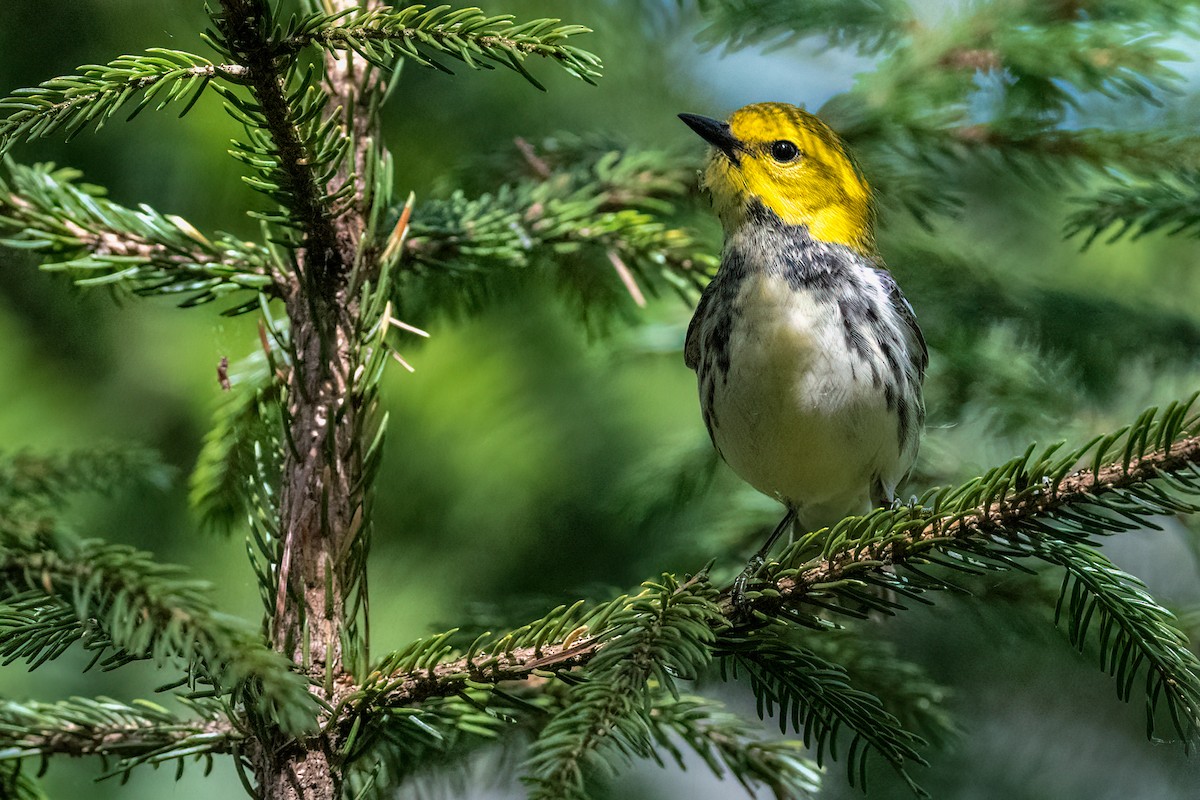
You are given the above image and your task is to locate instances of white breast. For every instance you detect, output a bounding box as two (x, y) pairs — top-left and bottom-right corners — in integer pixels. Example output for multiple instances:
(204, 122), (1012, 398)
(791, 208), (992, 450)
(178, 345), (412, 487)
(704, 272), (902, 528)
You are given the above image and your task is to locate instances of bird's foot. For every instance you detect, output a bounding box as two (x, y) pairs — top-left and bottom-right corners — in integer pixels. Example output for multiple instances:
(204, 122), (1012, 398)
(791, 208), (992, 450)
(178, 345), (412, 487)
(731, 554), (766, 614)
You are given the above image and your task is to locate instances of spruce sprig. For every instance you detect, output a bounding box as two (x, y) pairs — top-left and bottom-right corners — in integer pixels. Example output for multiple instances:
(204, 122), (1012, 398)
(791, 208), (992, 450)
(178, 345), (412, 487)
(0, 696), (237, 774)
(361, 395), (1200, 779)
(283, 5), (603, 89)
(752, 397), (1200, 745)
(1065, 171), (1200, 245)
(648, 693), (823, 799)
(690, 0), (912, 55)
(0, 49), (236, 152)
(400, 139), (715, 317)
(0, 160), (273, 312)
(522, 575), (724, 800)
(720, 626), (927, 795)
(0, 531), (317, 736)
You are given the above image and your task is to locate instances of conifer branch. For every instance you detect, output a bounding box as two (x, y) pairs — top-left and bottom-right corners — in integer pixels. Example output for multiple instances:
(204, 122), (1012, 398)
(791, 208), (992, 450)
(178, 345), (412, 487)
(0, 762), (39, 800)
(792, 626), (955, 745)
(189, 347), (284, 538)
(771, 433), (1200, 605)
(0, 533), (318, 736)
(216, 1), (394, 797)
(1065, 171), (1200, 245)
(690, 0), (912, 55)
(523, 576), (724, 800)
(883, 241), (1200, 387)
(0, 448), (167, 511)
(341, 689), (522, 795)
(398, 139), (714, 316)
(361, 402), (1200, 743)
(0, 697), (238, 764)
(0, 447), (170, 541)
(0, 51), (239, 152)
(648, 694), (822, 799)
(283, 6), (602, 89)
(719, 627), (927, 794)
(942, 126), (1200, 174)
(0, 160), (274, 311)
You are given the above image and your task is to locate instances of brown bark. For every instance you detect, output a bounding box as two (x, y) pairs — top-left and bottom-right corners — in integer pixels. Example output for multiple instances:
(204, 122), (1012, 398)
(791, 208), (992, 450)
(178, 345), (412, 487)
(254, 290), (359, 800)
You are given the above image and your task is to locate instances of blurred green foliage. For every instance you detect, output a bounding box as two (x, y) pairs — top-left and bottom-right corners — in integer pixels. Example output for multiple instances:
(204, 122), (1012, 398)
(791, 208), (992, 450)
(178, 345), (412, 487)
(1, 1), (1199, 798)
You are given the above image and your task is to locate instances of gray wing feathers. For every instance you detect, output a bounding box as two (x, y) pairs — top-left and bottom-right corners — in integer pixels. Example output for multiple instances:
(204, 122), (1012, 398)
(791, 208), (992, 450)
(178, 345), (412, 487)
(877, 269), (927, 380)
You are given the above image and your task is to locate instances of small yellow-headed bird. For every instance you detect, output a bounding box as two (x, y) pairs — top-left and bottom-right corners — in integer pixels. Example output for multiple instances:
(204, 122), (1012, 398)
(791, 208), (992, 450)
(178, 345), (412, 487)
(678, 102), (927, 570)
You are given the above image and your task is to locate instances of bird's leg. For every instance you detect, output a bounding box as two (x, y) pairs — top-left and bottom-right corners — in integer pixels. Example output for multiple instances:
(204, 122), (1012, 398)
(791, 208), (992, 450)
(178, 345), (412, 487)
(732, 507), (796, 611)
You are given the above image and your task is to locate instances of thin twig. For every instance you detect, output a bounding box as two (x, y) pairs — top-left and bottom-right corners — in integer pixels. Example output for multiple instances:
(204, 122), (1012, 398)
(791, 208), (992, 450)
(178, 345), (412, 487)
(607, 249), (647, 307)
(515, 136), (552, 179)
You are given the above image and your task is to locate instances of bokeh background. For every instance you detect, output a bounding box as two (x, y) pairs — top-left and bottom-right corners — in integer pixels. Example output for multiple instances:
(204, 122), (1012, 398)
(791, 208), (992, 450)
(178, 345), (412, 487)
(2, 1), (1200, 797)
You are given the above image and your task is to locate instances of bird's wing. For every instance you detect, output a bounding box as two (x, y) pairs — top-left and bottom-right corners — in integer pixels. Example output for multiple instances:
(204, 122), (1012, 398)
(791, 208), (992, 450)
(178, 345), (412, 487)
(683, 282), (716, 371)
(877, 269), (928, 381)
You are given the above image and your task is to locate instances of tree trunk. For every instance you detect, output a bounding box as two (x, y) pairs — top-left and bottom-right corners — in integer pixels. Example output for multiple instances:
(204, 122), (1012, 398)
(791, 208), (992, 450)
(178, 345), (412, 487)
(245, 0), (382, 794)
(253, 285), (361, 799)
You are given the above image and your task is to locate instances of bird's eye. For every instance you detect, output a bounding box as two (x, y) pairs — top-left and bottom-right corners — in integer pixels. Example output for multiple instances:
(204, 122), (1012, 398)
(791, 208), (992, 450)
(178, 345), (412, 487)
(769, 140), (800, 162)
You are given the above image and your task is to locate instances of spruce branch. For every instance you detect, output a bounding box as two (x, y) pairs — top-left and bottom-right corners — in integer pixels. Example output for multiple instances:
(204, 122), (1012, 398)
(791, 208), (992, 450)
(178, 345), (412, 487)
(751, 410), (1200, 746)
(0, 696), (238, 769)
(399, 139), (715, 317)
(0, 50), (239, 152)
(940, 126), (1200, 175)
(341, 688), (520, 795)
(360, 398), (1200, 751)
(0, 448), (167, 514)
(206, 1), (400, 796)
(0, 533), (318, 736)
(841, 117), (1200, 182)
(1065, 170), (1200, 245)
(829, 122), (1200, 230)
(0, 761), (40, 800)
(986, 21), (1184, 101)
(885, 242), (1200, 396)
(648, 694), (822, 800)
(791, 627), (955, 746)
(769, 428), (1200, 608)
(720, 626), (926, 794)
(689, 0), (913, 55)
(1042, 540), (1199, 738)
(284, 5), (602, 89)
(522, 575), (724, 800)
(0, 447), (170, 542)
(189, 345), (284, 538)
(0, 160), (274, 311)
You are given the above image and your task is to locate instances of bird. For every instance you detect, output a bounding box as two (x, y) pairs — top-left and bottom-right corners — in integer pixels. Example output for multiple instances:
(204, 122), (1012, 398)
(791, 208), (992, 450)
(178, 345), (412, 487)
(677, 102), (927, 590)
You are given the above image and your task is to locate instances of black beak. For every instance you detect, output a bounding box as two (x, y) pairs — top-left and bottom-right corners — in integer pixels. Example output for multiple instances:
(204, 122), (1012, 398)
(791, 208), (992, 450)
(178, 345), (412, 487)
(678, 113), (742, 164)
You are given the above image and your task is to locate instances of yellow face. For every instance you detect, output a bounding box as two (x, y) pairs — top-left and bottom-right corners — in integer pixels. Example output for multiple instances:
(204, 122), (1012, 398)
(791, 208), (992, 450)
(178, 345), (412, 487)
(684, 103), (873, 254)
